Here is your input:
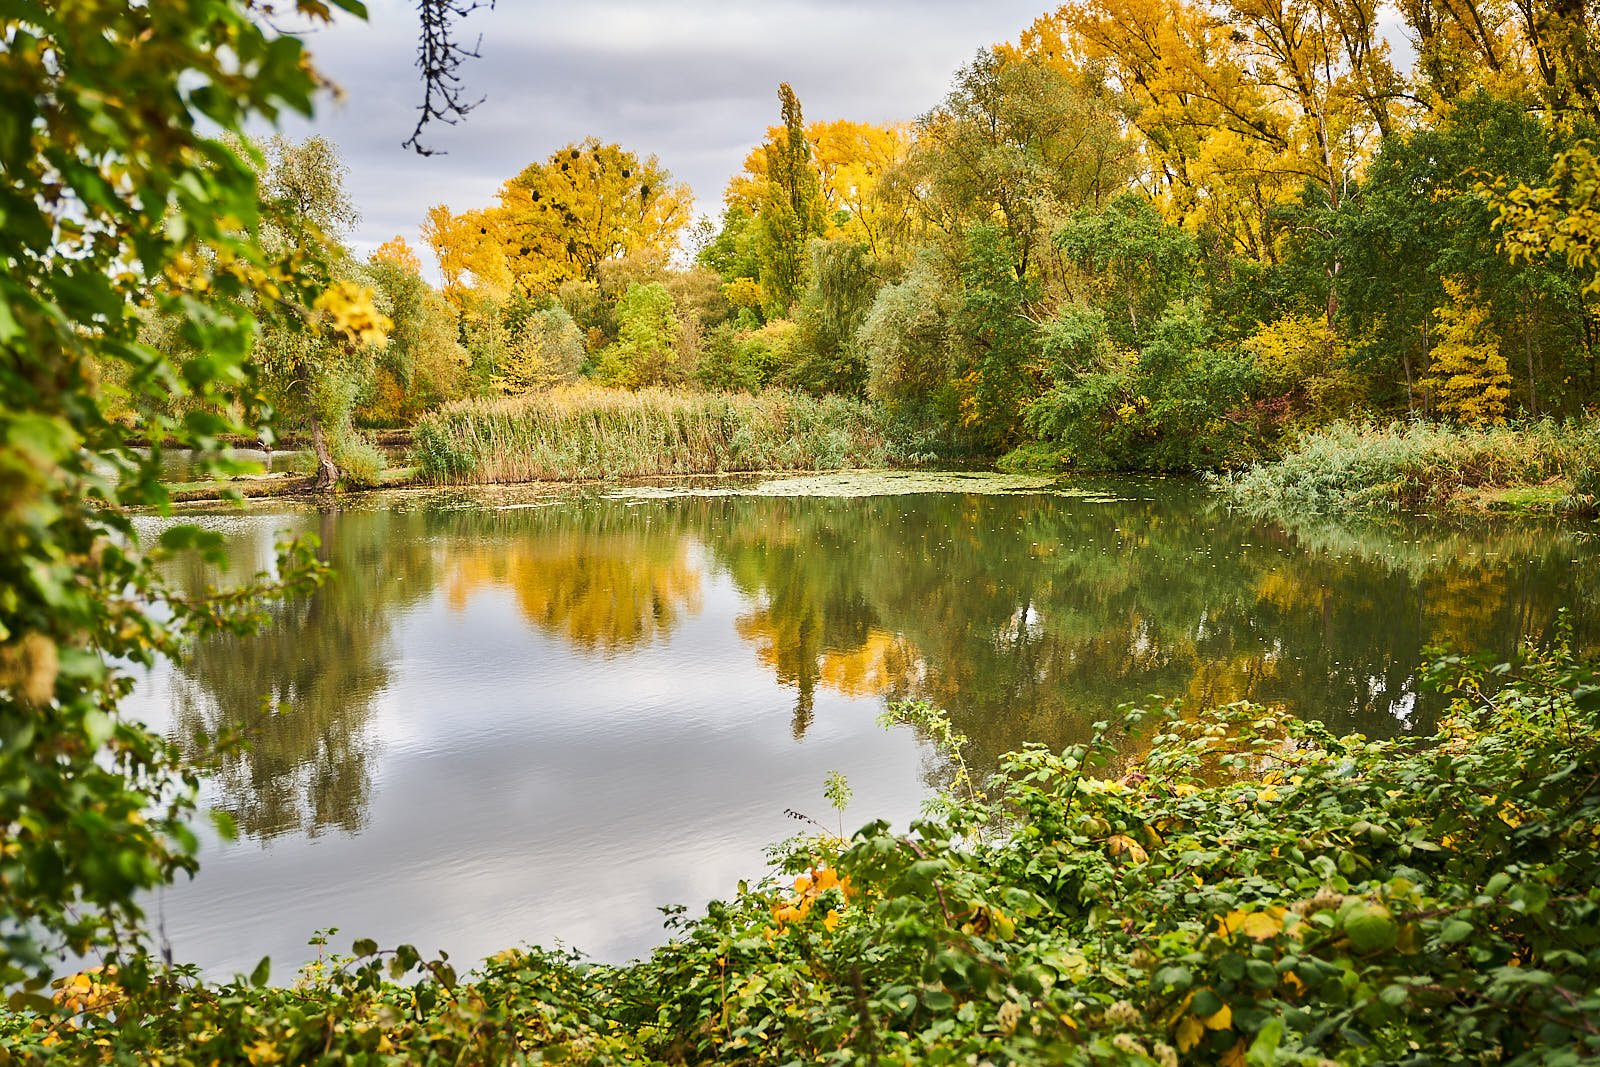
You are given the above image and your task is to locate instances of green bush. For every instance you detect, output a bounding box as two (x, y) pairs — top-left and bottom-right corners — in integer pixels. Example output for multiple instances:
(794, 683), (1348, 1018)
(1227, 418), (1600, 514)
(331, 434), (386, 489)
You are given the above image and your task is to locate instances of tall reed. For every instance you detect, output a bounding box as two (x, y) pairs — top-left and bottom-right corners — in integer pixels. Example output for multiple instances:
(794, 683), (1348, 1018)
(409, 386), (891, 485)
(1224, 418), (1600, 514)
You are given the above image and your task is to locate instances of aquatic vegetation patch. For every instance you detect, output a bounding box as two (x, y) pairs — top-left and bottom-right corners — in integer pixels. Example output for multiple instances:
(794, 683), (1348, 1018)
(608, 469), (1128, 501)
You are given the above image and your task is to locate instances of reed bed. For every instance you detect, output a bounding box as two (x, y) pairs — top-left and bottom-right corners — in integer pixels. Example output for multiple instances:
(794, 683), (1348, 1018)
(409, 386), (891, 485)
(1224, 418), (1600, 514)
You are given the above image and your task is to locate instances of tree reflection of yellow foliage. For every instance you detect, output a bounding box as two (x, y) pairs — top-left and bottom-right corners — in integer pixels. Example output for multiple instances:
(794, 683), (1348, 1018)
(445, 536), (702, 652)
(1253, 570), (1326, 614)
(735, 612), (921, 701)
(818, 629), (921, 698)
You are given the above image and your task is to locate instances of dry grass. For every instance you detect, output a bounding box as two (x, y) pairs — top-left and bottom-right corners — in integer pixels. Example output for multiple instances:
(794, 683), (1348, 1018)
(409, 385), (890, 485)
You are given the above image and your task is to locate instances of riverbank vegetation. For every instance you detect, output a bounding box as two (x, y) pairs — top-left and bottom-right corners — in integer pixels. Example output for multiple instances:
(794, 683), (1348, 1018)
(410, 386), (891, 484)
(101, 0), (1600, 489)
(6, 642), (1598, 1065)
(1227, 420), (1600, 516)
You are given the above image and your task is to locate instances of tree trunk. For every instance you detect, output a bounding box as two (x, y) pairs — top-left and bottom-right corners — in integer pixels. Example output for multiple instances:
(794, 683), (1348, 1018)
(308, 409), (339, 492)
(1401, 331), (1415, 416)
(1522, 282), (1538, 417)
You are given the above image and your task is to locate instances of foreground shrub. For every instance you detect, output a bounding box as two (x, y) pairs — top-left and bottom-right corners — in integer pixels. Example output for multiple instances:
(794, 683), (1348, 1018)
(8, 638), (1598, 1064)
(1225, 418), (1600, 513)
(409, 385), (889, 484)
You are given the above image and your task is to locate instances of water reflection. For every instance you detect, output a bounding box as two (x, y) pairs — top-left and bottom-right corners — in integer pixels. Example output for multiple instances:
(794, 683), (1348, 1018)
(442, 507), (703, 652)
(168, 508), (436, 839)
(170, 482), (1597, 836)
(134, 477), (1598, 971)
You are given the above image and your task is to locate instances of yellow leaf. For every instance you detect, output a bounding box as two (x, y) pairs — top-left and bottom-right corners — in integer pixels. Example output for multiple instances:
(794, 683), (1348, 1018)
(1107, 834), (1149, 863)
(823, 909), (840, 932)
(1219, 1038), (1248, 1066)
(1203, 1002), (1233, 1031)
(1218, 907), (1284, 940)
(1176, 1015), (1204, 1051)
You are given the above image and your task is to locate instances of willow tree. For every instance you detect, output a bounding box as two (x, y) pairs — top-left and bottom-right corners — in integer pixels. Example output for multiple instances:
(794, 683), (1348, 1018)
(251, 135), (390, 489)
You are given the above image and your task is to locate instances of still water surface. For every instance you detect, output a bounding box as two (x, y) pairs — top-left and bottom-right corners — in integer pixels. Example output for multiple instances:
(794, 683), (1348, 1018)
(123, 472), (1599, 978)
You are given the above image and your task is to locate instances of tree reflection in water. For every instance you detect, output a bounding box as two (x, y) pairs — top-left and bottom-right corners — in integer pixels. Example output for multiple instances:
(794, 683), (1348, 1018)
(161, 480), (1598, 837)
(170, 507), (436, 840)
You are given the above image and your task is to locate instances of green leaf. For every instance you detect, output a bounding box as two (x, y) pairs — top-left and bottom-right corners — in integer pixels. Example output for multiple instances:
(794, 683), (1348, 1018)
(352, 938), (378, 957)
(249, 955), (271, 988)
(1190, 988), (1223, 1017)
(1440, 919), (1473, 943)
(1344, 903), (1399, 953)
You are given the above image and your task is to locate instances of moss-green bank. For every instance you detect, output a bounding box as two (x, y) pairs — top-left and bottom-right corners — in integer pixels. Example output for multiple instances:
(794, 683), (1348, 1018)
(1224, 418), (1600, 516)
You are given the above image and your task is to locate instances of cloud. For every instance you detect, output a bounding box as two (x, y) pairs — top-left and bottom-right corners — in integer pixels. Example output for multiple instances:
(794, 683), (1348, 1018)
(273, 0), (1050, 272)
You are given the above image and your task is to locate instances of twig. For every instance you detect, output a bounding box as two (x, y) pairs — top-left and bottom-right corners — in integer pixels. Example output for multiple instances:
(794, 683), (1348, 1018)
(404, 1), (494, 155)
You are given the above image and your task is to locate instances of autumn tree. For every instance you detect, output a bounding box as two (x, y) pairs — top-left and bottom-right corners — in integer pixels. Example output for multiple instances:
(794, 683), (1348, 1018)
(252, 135), (390, 489)
(596, 282), (682, 387)
(362, 243), (467, 424)
(1047, 0), (1402, 280)
(1426, 277), (1513, 423)
(494, 305), (586, 393)
(910, 47), (1132, 281)
(429, 139), (693, 303)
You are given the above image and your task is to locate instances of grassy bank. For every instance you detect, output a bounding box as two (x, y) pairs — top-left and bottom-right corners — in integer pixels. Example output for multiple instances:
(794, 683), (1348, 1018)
(6, 644), (1598, 1063)
(1224, 419), (1600, 516)
(409, 386), (891, 485)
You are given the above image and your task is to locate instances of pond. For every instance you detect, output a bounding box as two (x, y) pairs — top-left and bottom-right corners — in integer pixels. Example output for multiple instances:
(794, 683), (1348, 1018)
(122, 471), (1600, 980)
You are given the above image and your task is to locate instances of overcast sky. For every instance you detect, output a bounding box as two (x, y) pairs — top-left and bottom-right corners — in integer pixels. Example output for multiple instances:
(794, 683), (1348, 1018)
(275, 0), (1052, 273)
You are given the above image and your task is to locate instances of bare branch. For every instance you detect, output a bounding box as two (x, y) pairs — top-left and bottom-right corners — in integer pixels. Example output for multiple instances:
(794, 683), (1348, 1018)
(404, 0), (494, 156)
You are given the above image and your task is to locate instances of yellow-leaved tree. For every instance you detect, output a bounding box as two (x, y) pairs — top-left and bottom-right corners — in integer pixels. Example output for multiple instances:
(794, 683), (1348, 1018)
(423, 139), (691, 302)
(1426, 277), (1511, 424)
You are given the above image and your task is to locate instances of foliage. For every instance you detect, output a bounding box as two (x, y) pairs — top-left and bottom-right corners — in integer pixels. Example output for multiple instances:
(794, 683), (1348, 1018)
(1226, 418), (1600, 513)
(493, 305), (586, 394)
(949, 226), (1042, 447)
(1055, 193), (1198, 351)
(790, 240), (881, 396)
(595, 282), (682, 388)
(428, 139), (693, 298)
(250, 135), (392, 488)
(1027, 301), (1258, 471)
(12, 642), (1600, 1064)
(911, 47), (1130, 282)
(0, 0), (342, 989)
(360, 249), (467, 424)
(862, 254), (960, 411)
(1424, 279), (1512, 425)
(755, 85), (827, 318)
(1491, 140), (1600, 296)
(1238, 314), (1358, 429)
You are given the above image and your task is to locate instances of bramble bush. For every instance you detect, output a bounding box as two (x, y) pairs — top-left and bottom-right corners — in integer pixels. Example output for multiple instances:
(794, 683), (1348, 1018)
(7, 636), (1597, 1065)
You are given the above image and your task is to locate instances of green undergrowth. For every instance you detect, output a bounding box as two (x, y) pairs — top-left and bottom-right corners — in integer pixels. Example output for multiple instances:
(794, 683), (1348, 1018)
(5, 640), (1600, 1065)
(409, 386), (892, 485)
(1223, 419), (1600, 516)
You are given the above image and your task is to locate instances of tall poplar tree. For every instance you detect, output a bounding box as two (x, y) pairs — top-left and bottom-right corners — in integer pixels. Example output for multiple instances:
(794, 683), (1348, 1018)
(757, 84), (826, 317)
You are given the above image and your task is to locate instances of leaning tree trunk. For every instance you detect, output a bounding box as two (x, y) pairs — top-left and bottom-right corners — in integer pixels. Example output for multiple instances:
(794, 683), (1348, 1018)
(308, 408), (339, 491)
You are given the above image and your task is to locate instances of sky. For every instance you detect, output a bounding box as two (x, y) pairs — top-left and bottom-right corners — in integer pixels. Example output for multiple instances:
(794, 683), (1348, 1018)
(276, 0), (1054, 274)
